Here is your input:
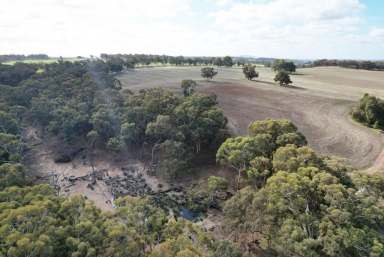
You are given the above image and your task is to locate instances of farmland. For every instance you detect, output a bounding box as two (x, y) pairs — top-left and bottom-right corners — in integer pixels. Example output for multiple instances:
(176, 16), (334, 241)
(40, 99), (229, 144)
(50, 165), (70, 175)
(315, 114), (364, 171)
(2, 59), (384, 257)
(117, 66), (384, 170)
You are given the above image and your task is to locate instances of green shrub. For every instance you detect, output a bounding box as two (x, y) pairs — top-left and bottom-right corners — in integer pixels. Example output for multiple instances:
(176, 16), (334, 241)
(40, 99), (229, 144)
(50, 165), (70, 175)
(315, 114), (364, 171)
(352, 94), (384, 129)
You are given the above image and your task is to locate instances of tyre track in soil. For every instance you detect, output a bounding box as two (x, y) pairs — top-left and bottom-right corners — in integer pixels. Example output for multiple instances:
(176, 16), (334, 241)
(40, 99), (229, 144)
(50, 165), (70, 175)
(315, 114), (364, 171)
(201, 83), (384, 170)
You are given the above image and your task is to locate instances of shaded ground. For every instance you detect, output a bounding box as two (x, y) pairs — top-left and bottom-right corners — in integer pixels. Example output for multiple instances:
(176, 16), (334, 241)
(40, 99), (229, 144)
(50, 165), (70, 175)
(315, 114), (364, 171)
(24, 127), (169, 211)
(117, 66), (384, 171)
(23, 127), (233, 211)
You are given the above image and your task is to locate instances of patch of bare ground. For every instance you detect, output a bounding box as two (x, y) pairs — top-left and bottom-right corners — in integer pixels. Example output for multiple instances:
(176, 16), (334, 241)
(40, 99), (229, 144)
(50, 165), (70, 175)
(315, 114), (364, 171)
(23, 127), (169, 211)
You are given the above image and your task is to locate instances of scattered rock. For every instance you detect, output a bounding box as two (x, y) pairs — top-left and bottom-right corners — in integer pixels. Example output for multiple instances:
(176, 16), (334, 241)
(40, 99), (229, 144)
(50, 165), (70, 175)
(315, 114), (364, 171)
(68, 175), (76, 182)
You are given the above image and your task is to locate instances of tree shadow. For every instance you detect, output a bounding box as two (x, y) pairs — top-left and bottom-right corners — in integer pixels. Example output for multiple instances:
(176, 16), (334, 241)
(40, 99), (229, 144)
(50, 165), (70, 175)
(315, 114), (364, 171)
(287, 85), (306, 90)
(255, 80), (306, 90)
(254, 80), (275, 85)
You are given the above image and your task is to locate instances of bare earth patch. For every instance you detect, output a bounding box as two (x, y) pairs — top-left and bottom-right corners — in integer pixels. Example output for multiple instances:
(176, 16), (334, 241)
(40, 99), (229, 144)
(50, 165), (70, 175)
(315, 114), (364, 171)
(24, 128), (169, 211)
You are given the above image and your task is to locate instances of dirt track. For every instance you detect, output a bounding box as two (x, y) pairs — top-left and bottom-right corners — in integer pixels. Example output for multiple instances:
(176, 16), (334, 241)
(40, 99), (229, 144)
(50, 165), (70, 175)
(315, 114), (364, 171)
(118, 66), (384, 171)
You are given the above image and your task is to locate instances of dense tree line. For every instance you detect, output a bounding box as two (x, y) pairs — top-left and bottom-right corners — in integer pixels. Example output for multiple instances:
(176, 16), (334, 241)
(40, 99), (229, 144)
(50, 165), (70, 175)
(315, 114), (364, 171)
(0, 63), (38, 86)
(0, 54), (49, 63)
(217, 119), (384, 257)
(309, 59), (384, 71)
(0, 60), (227, 180)
(100, 54), (236, 68)
(352, 94), (384, 129)
(0, 62), (241, 257)
(122, 88), (227, 179)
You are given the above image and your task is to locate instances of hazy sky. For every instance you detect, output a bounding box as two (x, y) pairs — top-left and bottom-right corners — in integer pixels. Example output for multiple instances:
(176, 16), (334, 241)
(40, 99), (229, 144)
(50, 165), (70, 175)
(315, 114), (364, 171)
(1, 0), (383, 59)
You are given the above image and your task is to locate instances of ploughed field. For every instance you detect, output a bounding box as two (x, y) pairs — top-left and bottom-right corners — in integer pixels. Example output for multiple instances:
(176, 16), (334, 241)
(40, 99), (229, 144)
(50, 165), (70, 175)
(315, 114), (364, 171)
(117, 66), (384, 171)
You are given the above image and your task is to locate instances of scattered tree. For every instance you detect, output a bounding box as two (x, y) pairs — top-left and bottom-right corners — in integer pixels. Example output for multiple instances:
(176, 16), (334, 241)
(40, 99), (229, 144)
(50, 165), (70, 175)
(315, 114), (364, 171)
(272, 59), (296, 73)
(242, 64), (259, 80)
(107, 57), (124, 72)
(201, 67), (218, 80)
(274, 70), (292, 87)
(223, 56), (234, 67)
(181, 80), (197, 96)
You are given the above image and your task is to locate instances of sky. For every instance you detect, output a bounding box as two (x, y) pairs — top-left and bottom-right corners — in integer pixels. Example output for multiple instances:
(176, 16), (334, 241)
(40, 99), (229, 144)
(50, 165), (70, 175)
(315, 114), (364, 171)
(0, 0), (383, 59)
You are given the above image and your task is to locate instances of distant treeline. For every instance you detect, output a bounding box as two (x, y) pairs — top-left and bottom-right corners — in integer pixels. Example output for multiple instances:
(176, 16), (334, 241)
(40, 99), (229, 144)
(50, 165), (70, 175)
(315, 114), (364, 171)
(0, 54), (49, 63)
(308, 59), (384, 71)
(100, 53), (256, 67)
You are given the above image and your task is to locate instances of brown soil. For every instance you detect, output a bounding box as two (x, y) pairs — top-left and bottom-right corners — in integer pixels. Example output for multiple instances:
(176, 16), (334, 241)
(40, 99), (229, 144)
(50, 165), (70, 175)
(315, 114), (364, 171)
(200, 83), (384, 169)
(117, 66), (384, 171)
(24, 127), (169, 211)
